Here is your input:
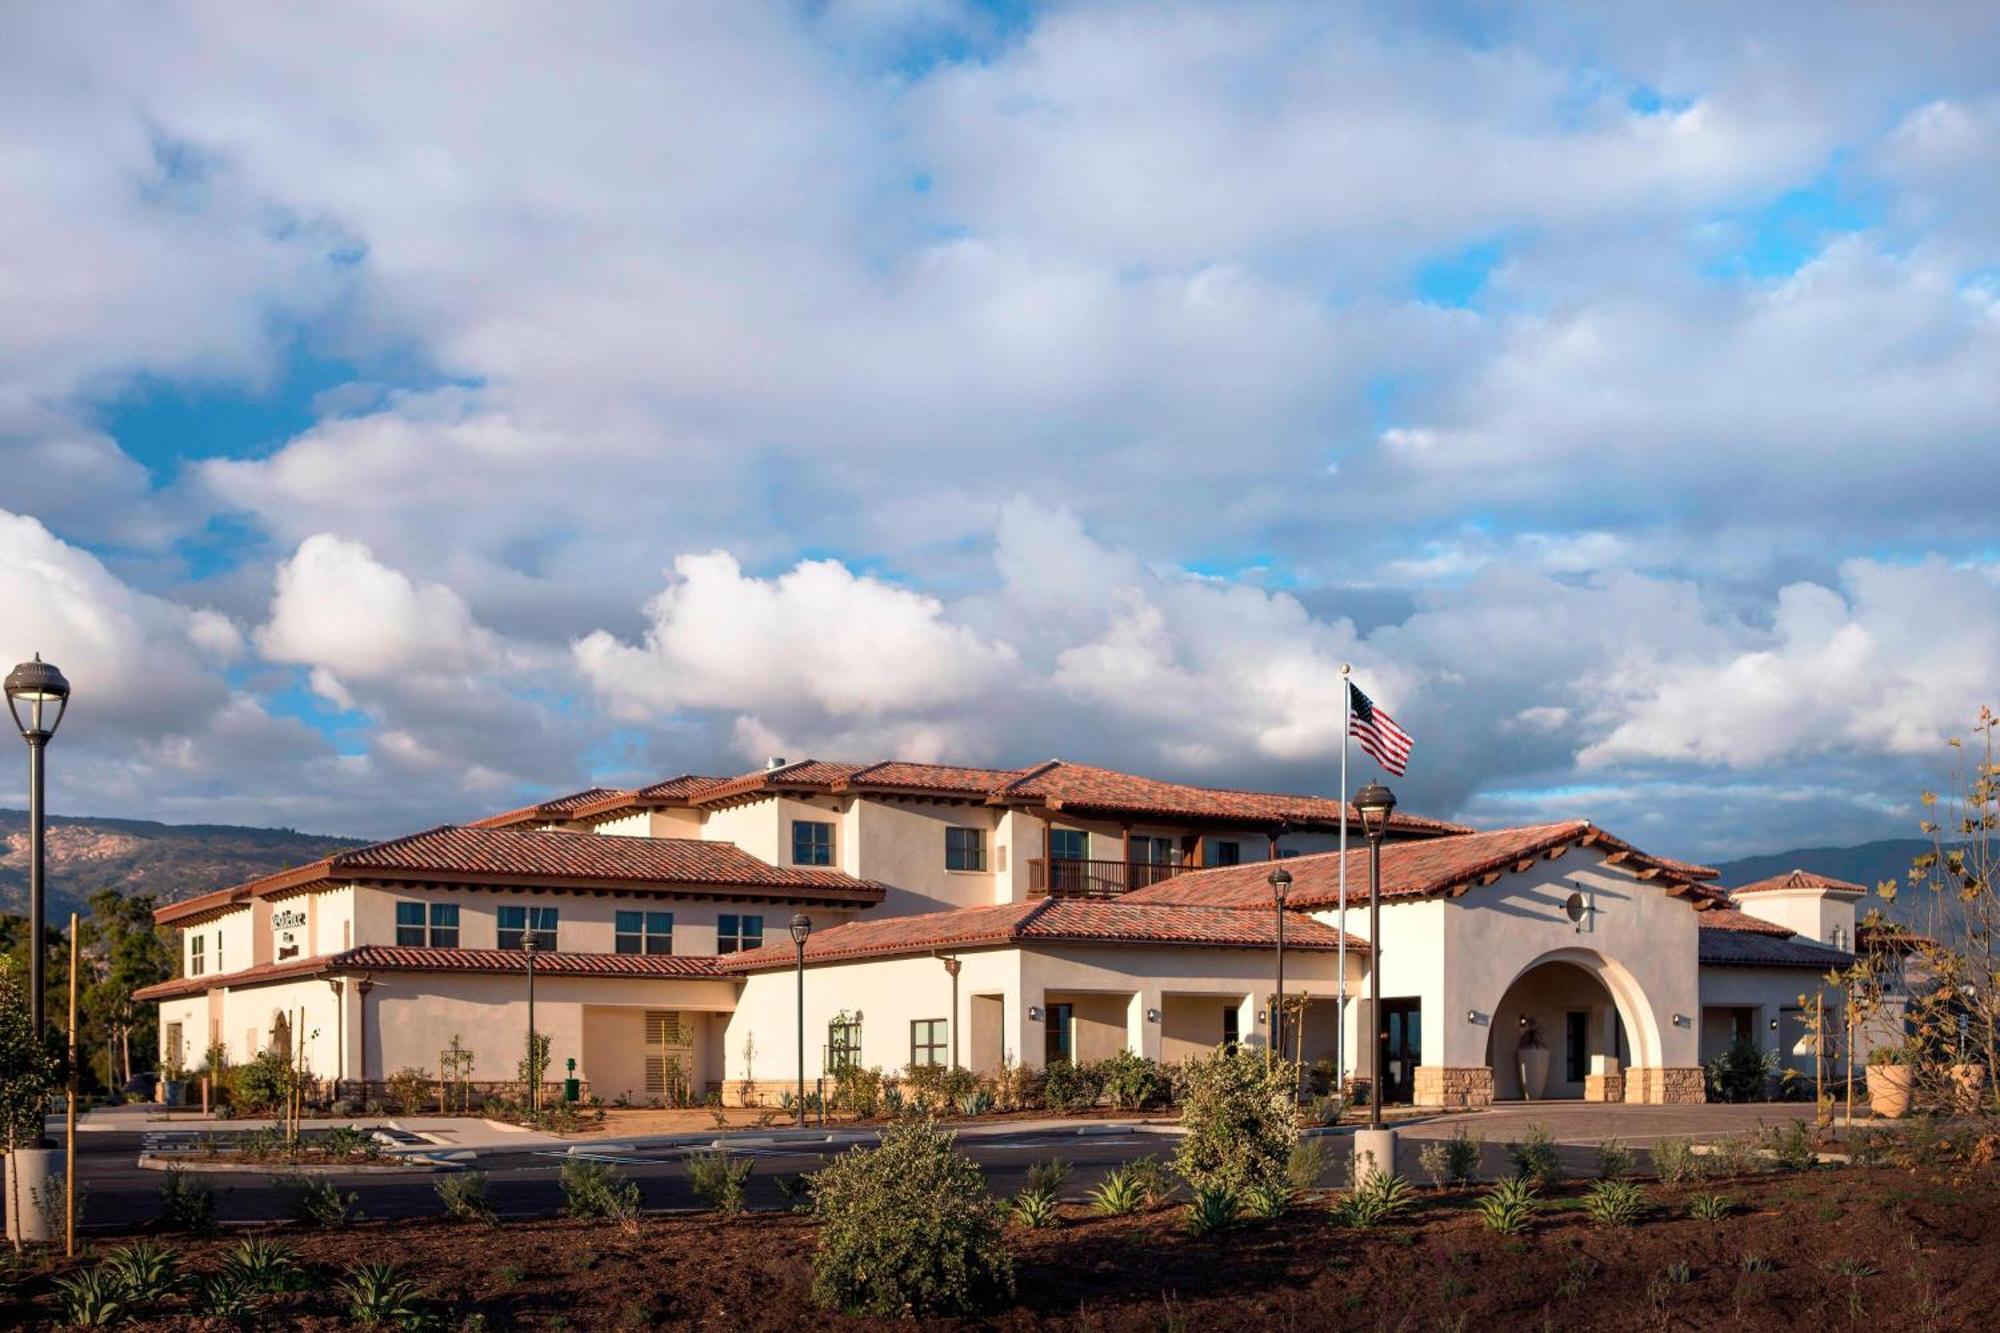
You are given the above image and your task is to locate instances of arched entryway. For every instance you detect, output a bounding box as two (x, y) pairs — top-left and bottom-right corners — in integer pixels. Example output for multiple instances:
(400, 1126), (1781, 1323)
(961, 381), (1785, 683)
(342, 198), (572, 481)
(1484, 948), (1661, 1101)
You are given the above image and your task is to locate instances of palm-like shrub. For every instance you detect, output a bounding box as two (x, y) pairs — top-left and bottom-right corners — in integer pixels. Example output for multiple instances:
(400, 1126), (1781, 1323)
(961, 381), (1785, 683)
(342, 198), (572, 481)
(1242, 1182), (1293, 1219)
(1184, 1182), (1239, 1236)
(103, 1241), (182, 1302)
(53, 1268), (126, 1329)
(1172, 1046), (1300, 1199)
(1582, 1178), (1646, 1228)
(1475, 1177), (1538, 1235)
(1330, 1171), (1415, 1229)
(1687, 1192), (1733, 1221)
(222, 1237), (300, 1293)
(809, 1115), (1014, 1316)
(1010, 1186), (1061, 1229)
(337, 1261), (427, 1328)
(1087, 1167), (1147, 1216)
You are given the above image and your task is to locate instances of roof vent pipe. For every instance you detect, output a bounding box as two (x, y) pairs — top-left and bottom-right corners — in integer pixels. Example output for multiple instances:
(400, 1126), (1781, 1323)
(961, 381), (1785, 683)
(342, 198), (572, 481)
(766, 756), (788, 771)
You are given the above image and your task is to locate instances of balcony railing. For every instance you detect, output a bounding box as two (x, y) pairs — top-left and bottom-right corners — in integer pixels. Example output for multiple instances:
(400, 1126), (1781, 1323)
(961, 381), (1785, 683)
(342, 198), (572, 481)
(1028, 857), (1195, 899)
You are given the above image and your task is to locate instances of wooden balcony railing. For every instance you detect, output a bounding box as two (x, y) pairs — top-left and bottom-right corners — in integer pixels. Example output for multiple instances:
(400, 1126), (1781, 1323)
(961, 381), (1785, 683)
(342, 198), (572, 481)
(1028, 857), (1192, 899)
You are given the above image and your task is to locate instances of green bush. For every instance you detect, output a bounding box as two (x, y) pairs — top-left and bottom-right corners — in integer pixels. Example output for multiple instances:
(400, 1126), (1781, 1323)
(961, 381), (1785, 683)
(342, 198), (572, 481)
(1086, 1166), (1147, 1216)
(1041, 1059), (1106, 1112)
(1184, 1182), (1238, 1236)
(156, 1165), (217, 1233)
(834, 1065), (883, 1117)
(1122, 1153), (1173, 1206)
(1687, 1192), (1733, 1221)
(1596, 1138), (1634, 1180)
(1768, 1120), (1817, 1172)
(688, 1148), (754, 1213)
(1582, 1178), (1646, 1228)
(1172, 1046), (1300, 1199)
(272, 1173), (361, 1227)
(559, 1158), (640, 1225)
(1653, 1136), (1704, 1186)
(1507, 1123), (1562, 1187)
(1703, 1040), (1775, 1103)
(1286, 1138), (1330, 1195)
(231, 1049), (292, 1115)
(1331, 1172), (1414, 1228)
(336, 1260), (428, 1328)
(1419, 1126), (1481, 1187)
(809, 1116), (1014, 1316)
(1098, 1050), (1171, 1110)
(1475, 1177), (1538, 1235)
(435, 1170), (497, 1223)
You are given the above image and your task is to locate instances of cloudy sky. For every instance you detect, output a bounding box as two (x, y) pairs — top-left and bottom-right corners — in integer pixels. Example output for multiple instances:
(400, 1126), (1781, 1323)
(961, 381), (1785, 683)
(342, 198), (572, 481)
(2, 1), (1995, 860)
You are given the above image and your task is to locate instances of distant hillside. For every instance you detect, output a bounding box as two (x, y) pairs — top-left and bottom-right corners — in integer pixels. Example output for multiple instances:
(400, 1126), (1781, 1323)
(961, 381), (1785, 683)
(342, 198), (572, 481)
(0, 810), (368, 923)
(1711, 838), (1970, 937)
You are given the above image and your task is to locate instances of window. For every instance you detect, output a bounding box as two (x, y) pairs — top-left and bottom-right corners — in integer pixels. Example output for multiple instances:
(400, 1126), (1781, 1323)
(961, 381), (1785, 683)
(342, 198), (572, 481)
(717, 913), (764, 954)
(1277, 847), (1303, 859)
(911, 1018), (948, 1067)
(1208, 840), (1241, 867)
(497, 905), (559, 951)
(1221, 1005), (1239, 1051)
(615, 910), (675, 955)
(945, 826), (986, 872)
(1044, 1002), (1074, 1064)
(397, 902), (460, 948)
(215, 931), (223, 972)
(189, 933), (205, 977)
(1129, 835), (1173, 865)
(792, 819), (834, 866)
(1049, 828), (1088, 861)
(828, 1016), (862, 1072)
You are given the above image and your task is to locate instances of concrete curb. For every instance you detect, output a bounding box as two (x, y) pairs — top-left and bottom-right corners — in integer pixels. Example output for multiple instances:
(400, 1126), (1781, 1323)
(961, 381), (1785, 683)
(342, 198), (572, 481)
(137, 1152), (457, 1174)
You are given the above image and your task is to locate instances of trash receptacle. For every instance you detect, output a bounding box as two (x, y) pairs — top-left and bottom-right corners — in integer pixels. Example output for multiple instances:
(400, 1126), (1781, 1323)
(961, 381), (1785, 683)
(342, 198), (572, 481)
(563, 1057), (580, 1103)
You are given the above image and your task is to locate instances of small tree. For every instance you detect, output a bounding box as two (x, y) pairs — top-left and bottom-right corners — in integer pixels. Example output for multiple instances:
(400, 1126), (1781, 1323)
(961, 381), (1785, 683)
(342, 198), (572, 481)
(810, 1115), (1013, 1316)
(1173, 1046), (1300, 1198)
(517, 1032), (551, 1095)
(1, 956), (62, 1149)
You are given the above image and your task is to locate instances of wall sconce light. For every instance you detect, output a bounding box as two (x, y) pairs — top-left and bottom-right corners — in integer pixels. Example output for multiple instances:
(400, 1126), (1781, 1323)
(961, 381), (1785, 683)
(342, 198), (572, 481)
(1466, 1009), (1487, 1025)
(1028, 1005), (1043, 1022)
(1517, 1014), (1529, 1028)
(1146, 1007), (1160, 1023)
(1256, 1008), (1268, 1024)
(1671, 1013), (1691, 1028)
(1770, 1017), (1780, 1030)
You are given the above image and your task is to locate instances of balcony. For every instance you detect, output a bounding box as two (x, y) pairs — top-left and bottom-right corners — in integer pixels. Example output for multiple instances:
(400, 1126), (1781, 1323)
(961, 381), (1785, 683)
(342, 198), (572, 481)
(1028, 857), (1199, 899)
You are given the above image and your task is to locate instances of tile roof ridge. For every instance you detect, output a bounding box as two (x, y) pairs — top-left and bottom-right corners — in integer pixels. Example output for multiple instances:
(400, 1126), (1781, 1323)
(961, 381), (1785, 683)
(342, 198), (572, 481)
(333, 824), (459, 865)
(991, 759), (1064, 797)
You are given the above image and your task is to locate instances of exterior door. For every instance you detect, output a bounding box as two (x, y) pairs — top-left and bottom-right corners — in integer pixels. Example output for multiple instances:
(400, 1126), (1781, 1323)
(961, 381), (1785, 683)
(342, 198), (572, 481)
(1379, 1000), (1421, 1105)
(643, 1011), (695, 1103)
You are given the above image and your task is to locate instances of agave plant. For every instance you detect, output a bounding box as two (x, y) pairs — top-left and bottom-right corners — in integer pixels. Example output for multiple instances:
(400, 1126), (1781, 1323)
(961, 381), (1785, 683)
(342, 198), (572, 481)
(53, 1268), (127, 1329)
(102, 1240), (183, 1302)
(1475, 1177), (1538, 1236)
(1582, 1178), (1646, 1228)
(1687, 1192), (1734, 1222)
(1086, 1166), (1148, 1217)
(336, 1260), (428, 1328)
(1331, 1172), (1415, 1229)
(196, 1268), (261, 1320)
(1184, 1182), (1239, 1236)
(1242, 1182), (1294, 1220)
(222, 1236), (301, 1292)
(1011, 1185), (1061, 1229)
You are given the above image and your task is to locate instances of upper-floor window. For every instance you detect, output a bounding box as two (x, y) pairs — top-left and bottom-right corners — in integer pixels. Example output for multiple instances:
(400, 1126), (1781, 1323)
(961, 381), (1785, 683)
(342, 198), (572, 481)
(1277, 847), (1303, 860)
(497, 905), (559, 952)
(616, 911), (674, 955)
(396, 902), (460, 948)
(1208, 840), (1241, 867)
(945, 826), (986, 872)
(189, 933), (206, 977)
(717, 913), (764, 954)
(215, 931), (223, 972)
(1827, 925), (1849, 952)
(1049, 828), (1087, 861)
(793, 820), (834, 866)
(910, 1018), (947, 1067)
(1129, 835), (1174, 865)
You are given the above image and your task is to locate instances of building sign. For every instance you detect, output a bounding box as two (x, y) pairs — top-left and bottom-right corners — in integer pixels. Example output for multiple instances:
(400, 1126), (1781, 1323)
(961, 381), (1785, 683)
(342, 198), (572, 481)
(274, 906), (308, 959)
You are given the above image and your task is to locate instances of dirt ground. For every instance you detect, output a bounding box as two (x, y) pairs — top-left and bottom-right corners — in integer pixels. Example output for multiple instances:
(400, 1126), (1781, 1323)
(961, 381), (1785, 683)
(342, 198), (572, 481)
(5, 1163), (1996, 1330)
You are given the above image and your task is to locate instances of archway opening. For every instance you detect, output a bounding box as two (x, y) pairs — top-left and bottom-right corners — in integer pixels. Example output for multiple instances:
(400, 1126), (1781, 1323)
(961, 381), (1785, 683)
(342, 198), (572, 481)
(1484, 959), (1630, 1101)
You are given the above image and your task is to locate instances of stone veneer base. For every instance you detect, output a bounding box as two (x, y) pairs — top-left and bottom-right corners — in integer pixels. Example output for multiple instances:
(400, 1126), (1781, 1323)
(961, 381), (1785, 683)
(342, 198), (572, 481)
(1413, 1065), (1496, 1109)
(1626, 1066), (1706, 1104)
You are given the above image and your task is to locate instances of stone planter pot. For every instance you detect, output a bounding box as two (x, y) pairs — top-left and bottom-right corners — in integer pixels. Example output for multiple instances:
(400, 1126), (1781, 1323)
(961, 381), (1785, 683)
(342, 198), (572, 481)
(1517, 1047), (1551, 1101)
(1867, 1064), (1913, 1119)
(162, 1080), (188, 1109)
(1949, 1063), (1987, 1114)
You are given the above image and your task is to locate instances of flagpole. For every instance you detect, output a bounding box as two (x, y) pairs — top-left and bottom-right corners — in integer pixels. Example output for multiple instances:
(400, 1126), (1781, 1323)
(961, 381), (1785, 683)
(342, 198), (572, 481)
(1337, 663), (1351, 1093)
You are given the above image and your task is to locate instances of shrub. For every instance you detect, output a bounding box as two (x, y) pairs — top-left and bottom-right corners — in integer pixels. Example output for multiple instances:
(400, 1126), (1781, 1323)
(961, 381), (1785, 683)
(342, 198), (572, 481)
(835, 1065), (883, 1117)
(1286, 1138), (1330, 1196)
(1242, 1182), (1291, 1219)
(435, 1170), (497, 1223)
(1769, 1120), (1817, 1172)
(941, 1065), (980, 1104)
(1422, 1126), (1481, 1187)
(688, 1148), (754, 1214)
(319, 1125), (379, 1160)
(991, 1057), (1042, 1111)
(1010, 1186), (1060, 1229)
(1172, 1046), (1300, 1199)
(1025, 1157), (1070, 1197)
(231, 1049), (291, 1115)
(902, 1062), (949, 1112)
(1331, 1172), (1414, 1228)
(337, 1260), (427, 1328)
(1653, 1136), (1704, 1186)
(1418, 1141), (1452, 1190)
(1308, 1092), (1344, 1127)
(1184, 1182), (1238, 1236)
(1704, 1040), (1775, 1103)
(1582, 1178), (1646, 1228)
(956, 1088), (995, 1117)
(809, 1116), (1014, 1316)
(1596, 1139), (1634, 1180)
(386, 1066), (431, 1115)
(1123, 1153), (1173, 1206)
(1087, 1166), (1147, 1216)
(273, 1174), (361, 1227)
(880, 1084), (906, 1117)
(1098, 1050), (1171, 1110)
(1475, 1177), (1538, 1235)
(1706, 1132), (1760, 1178)
(1687, 1192), (1733, 1221)
(54, 1268), (127, 1328)
(222, 1237), (301, 1292)
(1042, 1059), (1106, 1113)
(559, 1158), (640, 1225)
(103, 1241), (183, 1302)
(1507, 1123), (1562, 1187)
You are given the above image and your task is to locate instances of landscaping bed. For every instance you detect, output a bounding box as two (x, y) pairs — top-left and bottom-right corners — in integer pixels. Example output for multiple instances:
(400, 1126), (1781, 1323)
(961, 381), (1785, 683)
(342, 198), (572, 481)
(4, 1162), (1996, 1330)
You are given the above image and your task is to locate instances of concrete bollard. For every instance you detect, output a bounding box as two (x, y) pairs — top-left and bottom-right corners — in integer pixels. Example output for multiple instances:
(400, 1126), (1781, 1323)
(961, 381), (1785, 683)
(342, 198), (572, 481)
(1351, 1128), (1399, 1190)
(4, 1146), (63, 1244)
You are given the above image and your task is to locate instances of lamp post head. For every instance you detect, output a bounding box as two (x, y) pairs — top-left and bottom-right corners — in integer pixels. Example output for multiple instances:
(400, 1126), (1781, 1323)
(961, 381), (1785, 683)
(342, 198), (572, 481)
(5, 654), (70, 742)
(1353, 780), (1397, 840)
(521, 933), (538, 957)
(789, 913), (812, 947)
(1267, 866), (1293, 906)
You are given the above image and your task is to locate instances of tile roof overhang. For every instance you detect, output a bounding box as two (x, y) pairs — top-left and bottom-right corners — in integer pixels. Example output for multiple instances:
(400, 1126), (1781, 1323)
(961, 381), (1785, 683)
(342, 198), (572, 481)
(154, 826), (885, 927)
(1730, 869), (1868, 896)
(1697, 929), (1853, 969)
(720, 898), (1365, 973)
(468, 788), (624, 829)
(1121, 820), (1712, 911)
(132, 945), (728, 1003)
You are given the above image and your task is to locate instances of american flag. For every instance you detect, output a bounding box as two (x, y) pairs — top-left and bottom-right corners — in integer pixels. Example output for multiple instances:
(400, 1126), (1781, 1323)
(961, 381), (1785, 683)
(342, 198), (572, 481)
(1348, 681), (1413, 776)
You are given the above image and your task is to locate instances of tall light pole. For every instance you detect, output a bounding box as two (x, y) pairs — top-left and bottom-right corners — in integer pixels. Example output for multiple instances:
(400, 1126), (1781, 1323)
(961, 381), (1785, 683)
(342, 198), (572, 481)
(6, 654), (70, 1043)
(790, 914), (812, 1126)
(522, 931), (539, 1112)
(1355, 780), (1396, 1132)
(1268, 867), (1292, 1064)
(941, 955), (962, 1069)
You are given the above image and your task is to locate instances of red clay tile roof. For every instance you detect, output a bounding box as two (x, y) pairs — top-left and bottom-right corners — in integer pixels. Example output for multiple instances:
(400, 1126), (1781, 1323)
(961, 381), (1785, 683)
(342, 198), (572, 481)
(1694, 906), (1798, 937)
(844, 760), (1033, 795)
(155, 827), (885, 926)
(1698, 929), (1852, 969)
(1731, 869), (1868, 896)
(469, 788), (623, 829)
(720, 898), (1364, 972)
(991, 761), (1470, 835)
(133, 946), (724, 1002)
(1123, 821), (1708, 910)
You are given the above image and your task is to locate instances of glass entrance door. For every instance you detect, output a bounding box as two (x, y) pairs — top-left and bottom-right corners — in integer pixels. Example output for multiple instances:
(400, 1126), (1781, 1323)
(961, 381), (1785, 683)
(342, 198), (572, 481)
(1379, 1000), (1421, 1104)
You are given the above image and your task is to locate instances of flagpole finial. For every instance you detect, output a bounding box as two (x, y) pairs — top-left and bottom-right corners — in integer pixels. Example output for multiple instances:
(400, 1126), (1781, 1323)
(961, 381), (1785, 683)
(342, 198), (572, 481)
(1340, 662), (1351, 676)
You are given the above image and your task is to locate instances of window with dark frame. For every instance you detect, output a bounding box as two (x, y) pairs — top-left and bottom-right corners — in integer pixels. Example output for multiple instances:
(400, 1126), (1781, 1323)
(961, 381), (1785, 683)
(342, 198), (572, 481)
(1221, 1005), (1239, 1050)
(615, 910), (674, 955)
(717, 913), (764, 954)
(1049, 828), (1087, 861)
(910, 1018), (947, 1067)
(428, 903), (460, 949)
(792, 819), (834, 866)
(189, 934), (205, 977)
(1210, 840), (1241, 867)
(945, 826), (986, 871)
(497, 905), (559, 951)
(396, 902), (426, 947)
(828, 1017), (862, 1072)
(1044, 1002), (1074, 1064)
(400, 901), (461, 947)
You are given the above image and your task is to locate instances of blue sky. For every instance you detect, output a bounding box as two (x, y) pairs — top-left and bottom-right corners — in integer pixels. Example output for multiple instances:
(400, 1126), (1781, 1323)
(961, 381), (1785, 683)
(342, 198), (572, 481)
(1, 1), (1996, 860)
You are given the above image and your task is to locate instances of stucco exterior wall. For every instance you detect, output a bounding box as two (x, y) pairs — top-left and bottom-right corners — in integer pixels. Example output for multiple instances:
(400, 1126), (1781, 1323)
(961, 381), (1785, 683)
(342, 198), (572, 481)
(1733, 890), (1858, 949)
(701, 798), (782, 864)
(852, 796), (1005, 915)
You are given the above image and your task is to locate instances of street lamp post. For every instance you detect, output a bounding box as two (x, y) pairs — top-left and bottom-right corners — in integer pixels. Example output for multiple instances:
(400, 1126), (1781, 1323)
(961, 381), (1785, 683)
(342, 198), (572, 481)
(1268, 867), (1292, 1063)
(1354, 781), (1397, 1133)
(790, 915), (812, 1126)
(6, 655), (71, 1043)
(522, 933), (539, 1113)
(941, 956), (962, 1069)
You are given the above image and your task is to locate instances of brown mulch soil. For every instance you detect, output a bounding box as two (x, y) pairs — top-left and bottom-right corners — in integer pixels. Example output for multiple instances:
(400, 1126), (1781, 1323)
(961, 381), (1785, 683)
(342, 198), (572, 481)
(5, 1165), (1997, 1330)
